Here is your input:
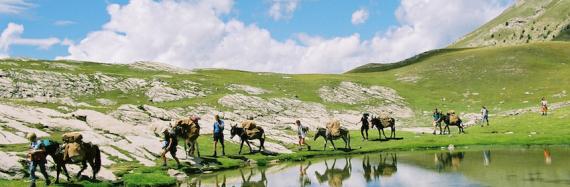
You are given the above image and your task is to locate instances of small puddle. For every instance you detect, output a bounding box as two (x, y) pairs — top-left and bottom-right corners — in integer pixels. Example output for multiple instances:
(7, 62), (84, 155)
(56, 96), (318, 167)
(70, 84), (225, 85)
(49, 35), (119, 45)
(180, 146), (570, 187)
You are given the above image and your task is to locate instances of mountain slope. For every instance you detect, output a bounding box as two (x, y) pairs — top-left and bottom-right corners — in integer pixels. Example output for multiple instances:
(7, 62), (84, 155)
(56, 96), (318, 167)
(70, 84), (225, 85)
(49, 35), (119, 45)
(450, 0), (570, 48)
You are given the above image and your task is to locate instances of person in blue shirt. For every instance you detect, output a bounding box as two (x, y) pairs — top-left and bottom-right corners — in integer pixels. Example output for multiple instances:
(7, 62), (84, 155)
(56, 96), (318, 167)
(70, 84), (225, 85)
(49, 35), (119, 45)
(26, 133), (50, 187)
(212, 115), (225, 157)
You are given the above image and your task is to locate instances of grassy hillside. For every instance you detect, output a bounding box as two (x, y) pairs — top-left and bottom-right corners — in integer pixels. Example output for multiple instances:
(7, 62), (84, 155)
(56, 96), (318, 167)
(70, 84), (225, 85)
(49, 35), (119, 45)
(451, 0), (570, 48)
(2, 42), (570, 121)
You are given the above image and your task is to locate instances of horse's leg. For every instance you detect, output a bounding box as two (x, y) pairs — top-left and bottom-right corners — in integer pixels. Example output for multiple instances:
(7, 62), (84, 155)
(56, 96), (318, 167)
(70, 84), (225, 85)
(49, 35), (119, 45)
(55, 162), (61, 183)
(390, 125), (396, 138)
(439, 123), (443, 135)
(62, 163), (71, 181)
(259, 138), (265, 152)
(239, 140), (244, 155)
(184, 139), (189, 159)
(88, 158), (96, 180)
(323, 138), (328, 150)
(77, 160), (87, 178)
(245, 139), (253, 153)
(381, 128), (387, 140)
(377, 128), (382, 140)
(329, 139), (337, 150)
(195, 140), (200, 157)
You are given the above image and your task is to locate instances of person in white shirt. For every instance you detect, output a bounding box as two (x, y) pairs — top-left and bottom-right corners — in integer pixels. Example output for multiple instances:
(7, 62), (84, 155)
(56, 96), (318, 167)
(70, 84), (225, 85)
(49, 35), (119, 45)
(480, 106), (489, 126)
(540, 97), (548, 116)
(296, 120), (311, 150)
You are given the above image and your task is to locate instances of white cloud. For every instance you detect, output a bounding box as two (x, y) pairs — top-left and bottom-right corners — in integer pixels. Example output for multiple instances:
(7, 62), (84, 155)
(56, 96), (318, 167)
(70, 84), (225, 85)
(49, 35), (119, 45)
(60, 0), (512, 73)
(0, 23), (61, 57)
(268, 0), (299, 21)
(54, 20), (76, 26)
(0, 0), (32, 14)
(351, 8), (369, 25)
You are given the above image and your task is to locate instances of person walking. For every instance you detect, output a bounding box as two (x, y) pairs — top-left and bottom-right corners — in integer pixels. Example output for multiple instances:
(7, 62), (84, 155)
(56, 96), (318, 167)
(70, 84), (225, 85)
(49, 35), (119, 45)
(432, 108), (442, 135)
(26, 133), (51, 187)
(359, 113), (370, 141)
(212, 115), (225, 157)
(480, 106), (490, 126)
(161, 127), (180, 168)
(296, 120), (311, 150)
(540, 97), (548, 116)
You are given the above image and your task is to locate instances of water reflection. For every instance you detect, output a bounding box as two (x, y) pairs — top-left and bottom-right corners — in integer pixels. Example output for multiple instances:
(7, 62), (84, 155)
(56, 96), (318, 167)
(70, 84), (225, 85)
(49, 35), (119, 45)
(483, 150), (491, 166)
(239, 168), (267, 187)
(314, 158), (352, 187)
(434, 152), (465, 172)
(298, 161), (311, 187)
(374, 153), (398, 178)
(182, 147), (570, 187)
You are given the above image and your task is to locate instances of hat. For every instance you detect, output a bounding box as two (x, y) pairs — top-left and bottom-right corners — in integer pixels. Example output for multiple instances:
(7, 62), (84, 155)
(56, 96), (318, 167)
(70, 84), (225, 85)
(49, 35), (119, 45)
(191, 116), (201, 121)
(26, 133), (37, 141)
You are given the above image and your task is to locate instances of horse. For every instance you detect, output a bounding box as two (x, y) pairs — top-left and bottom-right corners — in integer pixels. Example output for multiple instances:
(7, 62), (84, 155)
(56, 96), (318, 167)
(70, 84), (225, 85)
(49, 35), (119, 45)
(370, 116), (396, 140)
(42, 140), (71, 183)
(51, 142), (101, 181)
(230, 125), (266, 154)
(442, 113), (465, 134)
(174, 119), (201, 158)
(314, 127), (351, 150)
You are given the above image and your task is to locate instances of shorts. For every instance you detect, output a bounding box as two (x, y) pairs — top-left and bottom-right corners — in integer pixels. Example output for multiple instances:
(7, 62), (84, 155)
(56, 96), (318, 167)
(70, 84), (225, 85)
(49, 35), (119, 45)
(213, 132), (224, 142)
(361, 124), (369, 130)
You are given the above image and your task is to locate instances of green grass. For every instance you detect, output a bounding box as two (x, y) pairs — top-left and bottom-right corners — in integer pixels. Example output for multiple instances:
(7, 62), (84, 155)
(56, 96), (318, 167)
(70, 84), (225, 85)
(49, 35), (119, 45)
(451, 0), (570, 48)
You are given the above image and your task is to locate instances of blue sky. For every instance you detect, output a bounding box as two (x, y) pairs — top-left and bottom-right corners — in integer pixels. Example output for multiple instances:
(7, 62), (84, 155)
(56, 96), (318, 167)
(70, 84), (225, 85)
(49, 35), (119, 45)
(0, 0), (512, 73)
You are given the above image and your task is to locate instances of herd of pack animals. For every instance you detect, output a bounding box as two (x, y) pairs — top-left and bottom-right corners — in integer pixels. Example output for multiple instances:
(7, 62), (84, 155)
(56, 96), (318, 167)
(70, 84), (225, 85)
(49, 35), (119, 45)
(24, 107), (471, 183)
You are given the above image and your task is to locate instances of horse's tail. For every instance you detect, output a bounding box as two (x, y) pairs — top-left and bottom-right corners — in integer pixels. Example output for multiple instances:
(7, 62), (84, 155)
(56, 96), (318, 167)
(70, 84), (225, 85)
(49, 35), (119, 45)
(93, 144), (101, 174)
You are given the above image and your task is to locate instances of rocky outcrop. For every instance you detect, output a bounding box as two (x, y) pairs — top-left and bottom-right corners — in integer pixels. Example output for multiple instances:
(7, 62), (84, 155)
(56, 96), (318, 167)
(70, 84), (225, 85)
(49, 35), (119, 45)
(128, 61), (194, 74)
(319, 82), (404, 105)
(145, 81), (204, 102)
(227, 84), (269, 95)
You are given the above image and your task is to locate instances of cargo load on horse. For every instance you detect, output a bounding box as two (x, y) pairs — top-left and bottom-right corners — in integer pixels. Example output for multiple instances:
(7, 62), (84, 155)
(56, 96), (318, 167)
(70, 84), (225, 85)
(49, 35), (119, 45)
(62, 132), (85, 162)
(326, 119), (342, 137)
(62, 132), (82, 143)
(241, 120), (261, 138)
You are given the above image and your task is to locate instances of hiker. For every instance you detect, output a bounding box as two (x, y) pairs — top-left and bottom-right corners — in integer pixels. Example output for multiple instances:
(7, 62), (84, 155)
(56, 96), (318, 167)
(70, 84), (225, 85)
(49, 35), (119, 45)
(212, 115), (225, 157)
(432, 108), (442, 134)
(26, 133), (51, 187)
(359, 113), (370, 141)
(296, 120), (311, 150)
(480, 106), (490, 126)
(540, 97), (548, 116)
(161, 127), (180, 168)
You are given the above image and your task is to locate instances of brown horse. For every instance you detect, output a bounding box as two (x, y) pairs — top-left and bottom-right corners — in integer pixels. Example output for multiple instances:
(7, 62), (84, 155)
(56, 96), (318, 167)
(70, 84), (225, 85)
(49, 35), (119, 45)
(442, 113), (465, 134)
(174, 119), (201, 158)
(230, 125), (266, 154)
(314, 127), (351, 150)
(49, 142), (101, 181)
(370, 116), (396, 140)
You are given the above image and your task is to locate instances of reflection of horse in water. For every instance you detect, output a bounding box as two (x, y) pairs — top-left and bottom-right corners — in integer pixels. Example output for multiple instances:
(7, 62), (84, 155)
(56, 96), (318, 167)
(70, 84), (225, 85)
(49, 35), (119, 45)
(239, 168), (267, 187)
(315, 158), (352, 187)
(373, 153), (398, 178)
(434, 152), (465, 171)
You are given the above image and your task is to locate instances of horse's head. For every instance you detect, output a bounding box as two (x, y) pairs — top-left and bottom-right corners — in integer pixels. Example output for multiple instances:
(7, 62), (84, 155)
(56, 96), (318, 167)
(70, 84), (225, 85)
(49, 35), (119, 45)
(230, 124), (238, 139)
(314, 128), (326, 141)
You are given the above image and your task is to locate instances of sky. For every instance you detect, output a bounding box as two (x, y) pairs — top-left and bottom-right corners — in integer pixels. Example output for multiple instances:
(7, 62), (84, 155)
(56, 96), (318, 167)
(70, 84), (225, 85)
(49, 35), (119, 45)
(0, 0), (514, 73)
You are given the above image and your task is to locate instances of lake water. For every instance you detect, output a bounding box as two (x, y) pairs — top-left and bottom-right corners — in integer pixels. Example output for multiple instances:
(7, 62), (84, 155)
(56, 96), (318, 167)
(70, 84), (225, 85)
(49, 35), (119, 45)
(182, 146), (570, 187)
